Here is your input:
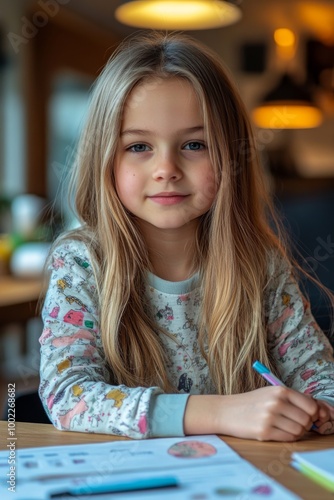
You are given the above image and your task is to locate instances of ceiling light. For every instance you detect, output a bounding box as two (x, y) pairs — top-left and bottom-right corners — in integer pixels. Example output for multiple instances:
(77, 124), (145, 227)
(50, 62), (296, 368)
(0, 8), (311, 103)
(274, 29), (295, 48)
(274, 28), (296, 61)
(115, 1), (242, 30)
(252, 73), (323, 129)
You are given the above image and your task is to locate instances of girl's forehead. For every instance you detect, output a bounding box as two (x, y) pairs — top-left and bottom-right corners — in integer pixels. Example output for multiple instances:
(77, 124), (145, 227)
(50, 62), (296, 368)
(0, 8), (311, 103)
(121, 78), (204, 130)
(126, 76), (195, 101)
(123, 76), (203, 118)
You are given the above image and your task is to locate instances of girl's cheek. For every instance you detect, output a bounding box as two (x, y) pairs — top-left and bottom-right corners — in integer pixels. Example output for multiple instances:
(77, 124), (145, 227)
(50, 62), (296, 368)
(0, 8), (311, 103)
(117, 171), (139, 198)
(204, 173), (218, 200)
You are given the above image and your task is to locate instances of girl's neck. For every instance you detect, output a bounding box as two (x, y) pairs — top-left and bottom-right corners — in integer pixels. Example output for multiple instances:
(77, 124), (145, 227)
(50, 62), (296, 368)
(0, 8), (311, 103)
(138, 221), (199, 282)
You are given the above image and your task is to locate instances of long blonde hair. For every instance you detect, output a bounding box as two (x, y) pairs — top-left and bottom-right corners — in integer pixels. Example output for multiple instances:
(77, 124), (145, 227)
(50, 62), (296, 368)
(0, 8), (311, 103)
(56, 32), (304, 394)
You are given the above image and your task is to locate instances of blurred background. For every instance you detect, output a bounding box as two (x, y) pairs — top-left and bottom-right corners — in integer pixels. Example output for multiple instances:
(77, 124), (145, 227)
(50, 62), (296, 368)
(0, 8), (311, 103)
(0, 0), (334, 416)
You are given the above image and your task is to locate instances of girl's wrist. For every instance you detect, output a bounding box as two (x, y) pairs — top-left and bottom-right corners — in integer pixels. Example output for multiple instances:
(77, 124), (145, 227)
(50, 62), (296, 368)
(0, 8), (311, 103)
(183, 394), (225, 435)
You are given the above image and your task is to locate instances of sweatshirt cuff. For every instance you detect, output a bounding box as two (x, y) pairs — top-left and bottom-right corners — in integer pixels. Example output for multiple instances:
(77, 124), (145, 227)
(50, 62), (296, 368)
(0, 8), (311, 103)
(149, 394), (190, 437)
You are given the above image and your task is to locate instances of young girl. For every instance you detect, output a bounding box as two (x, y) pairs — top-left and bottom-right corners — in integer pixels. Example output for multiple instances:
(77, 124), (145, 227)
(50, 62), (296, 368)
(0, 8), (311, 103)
(39, 31), (334, 441)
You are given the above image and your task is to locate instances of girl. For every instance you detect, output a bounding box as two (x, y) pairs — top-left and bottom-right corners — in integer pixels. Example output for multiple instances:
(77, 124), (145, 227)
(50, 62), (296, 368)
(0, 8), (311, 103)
(39, 31), (334, 441)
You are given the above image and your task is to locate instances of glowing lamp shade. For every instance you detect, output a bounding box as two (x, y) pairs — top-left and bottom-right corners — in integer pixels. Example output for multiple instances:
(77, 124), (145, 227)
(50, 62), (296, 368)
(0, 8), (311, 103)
(252, 104), (323, 129)
(115, 1), (242, 30)
(252, 74), (323, 129)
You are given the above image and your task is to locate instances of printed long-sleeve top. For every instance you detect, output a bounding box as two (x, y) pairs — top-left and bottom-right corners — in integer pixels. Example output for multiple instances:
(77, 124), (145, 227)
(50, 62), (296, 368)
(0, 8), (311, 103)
(39, 240), (334, 438)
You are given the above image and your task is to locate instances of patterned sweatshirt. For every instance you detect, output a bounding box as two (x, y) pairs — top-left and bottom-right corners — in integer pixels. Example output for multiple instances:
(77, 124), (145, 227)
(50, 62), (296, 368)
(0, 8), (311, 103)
(39, 240), (334, 438)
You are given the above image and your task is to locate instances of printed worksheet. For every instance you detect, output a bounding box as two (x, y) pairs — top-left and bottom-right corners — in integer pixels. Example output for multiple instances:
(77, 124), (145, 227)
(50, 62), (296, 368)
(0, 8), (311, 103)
(0, 435), (300, 499)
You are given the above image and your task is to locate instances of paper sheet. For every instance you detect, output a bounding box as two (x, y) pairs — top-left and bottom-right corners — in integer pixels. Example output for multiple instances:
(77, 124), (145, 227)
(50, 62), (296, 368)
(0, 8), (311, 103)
(0, 434), (300, 499)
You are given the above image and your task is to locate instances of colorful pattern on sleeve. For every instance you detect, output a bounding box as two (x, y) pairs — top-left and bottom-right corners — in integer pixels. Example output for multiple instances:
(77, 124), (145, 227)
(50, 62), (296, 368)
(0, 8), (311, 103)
(265, 256), (334, 404)
(39, 241), (163, 439)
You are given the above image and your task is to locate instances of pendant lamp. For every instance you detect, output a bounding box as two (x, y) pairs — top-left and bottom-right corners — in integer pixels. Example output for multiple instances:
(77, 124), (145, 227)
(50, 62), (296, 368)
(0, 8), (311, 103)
(252, 29), (323, 130)
(252, 73), (323, 129)
(115, 1), (242, 30)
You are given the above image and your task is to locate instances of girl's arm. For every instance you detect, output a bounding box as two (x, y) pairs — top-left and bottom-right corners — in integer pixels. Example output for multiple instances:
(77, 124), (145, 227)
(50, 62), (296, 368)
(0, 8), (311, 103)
(39, 240), (189, 439)
(184, 386), (319, 441)
(266, 256), (334, 402)
(185, 254), (334, 442)
(265, 255), (334, 433)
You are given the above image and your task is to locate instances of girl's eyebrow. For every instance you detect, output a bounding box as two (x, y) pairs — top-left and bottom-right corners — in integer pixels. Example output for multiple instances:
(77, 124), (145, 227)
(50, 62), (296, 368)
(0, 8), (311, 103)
(120, 126), (204, 137)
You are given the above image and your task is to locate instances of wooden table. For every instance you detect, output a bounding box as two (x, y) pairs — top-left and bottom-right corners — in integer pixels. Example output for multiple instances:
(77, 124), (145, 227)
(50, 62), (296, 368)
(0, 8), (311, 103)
(0, 421), (333, 499)
(0, 276), (43, 326)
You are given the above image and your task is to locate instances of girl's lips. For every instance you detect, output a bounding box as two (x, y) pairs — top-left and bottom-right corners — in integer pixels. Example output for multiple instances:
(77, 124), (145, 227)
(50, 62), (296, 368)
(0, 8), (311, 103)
(148, 194), (189, 205)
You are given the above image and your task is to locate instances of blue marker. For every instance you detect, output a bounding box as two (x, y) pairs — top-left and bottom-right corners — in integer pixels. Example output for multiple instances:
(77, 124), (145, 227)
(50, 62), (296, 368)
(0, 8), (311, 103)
(252, 360), (285, 387)
(253, 360), (318, 430)
(51, 476), (179, 497)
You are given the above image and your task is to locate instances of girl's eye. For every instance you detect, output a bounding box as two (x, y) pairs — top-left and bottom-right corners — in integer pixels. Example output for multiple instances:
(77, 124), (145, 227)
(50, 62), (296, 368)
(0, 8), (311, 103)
(127, 144), (150, 153)
(184, 141), (206, 151)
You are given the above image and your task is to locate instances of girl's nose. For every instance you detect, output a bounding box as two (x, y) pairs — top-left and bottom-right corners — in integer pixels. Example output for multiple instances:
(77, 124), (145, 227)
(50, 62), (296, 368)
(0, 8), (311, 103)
(152, 153), (182, 182)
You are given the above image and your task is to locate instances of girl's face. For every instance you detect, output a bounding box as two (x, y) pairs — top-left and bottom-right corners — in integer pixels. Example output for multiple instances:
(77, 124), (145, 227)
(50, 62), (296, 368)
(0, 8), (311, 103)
(114, 77), (216, 234)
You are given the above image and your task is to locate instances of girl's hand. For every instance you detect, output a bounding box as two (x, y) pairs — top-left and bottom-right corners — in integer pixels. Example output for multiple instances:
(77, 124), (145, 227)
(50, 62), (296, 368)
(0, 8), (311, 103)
(313, 400), (334, 435)
(184, 387), (319, 441)
(218, 386), (319, 442)
(219, 386), (319, 441)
